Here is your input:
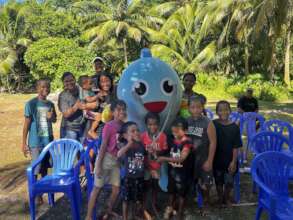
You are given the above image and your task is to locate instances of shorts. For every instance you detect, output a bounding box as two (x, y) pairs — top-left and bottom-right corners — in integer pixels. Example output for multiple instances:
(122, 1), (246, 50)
(30, 147), (51, 176)
(122, 177), (144, 202)
(167, 171), (190, 197)
(94, 153), (120, 187)
(194, 157), (214, 188)
(214, 169), (235, 187)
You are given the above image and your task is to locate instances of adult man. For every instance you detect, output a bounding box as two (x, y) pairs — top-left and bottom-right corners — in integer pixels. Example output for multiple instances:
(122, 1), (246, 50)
(237, 88), (259, 113)
(58, 72), (86, 142)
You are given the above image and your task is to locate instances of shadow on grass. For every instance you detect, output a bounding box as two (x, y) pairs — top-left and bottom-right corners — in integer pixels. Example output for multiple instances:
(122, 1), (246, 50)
(0, 161), (29, 192)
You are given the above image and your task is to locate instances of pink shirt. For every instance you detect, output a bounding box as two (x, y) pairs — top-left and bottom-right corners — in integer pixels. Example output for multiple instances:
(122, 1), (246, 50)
(102, 120), (122, 157)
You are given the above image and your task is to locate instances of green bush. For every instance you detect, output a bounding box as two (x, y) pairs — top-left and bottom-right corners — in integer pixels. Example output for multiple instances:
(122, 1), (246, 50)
(24, 37), (95, 89)
(195, 73), (291, 102)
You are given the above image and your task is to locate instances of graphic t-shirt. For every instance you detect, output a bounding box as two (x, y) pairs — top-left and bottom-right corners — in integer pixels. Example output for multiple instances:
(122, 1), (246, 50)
(213, 120), (242, 170)
(167, 136), (193, 180)
(186, 116), (210, 166)
(24, 97), (56, 148)
(141, 132), (168, 170)
(121, 142), (146, 178)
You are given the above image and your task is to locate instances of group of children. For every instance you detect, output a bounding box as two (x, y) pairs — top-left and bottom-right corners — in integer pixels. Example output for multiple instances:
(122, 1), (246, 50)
(22, 70), (242, 220)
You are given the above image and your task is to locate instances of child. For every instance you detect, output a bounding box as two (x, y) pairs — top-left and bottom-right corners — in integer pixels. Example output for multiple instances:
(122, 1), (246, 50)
(213, 100), (242, 206)
(22, 79), (57, 204)
(78, 73), (115, 139)
(157, 118), (193, 220)
(117, 121), (151, 220)
(186, 96), (216, 214)
(141, 112), (168, 213)
(180, 72), (207, 118)
(85, 99), (127, 220)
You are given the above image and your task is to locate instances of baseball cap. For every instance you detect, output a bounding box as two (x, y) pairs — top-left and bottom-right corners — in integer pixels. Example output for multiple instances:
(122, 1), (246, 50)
(92, 57), (105, 64)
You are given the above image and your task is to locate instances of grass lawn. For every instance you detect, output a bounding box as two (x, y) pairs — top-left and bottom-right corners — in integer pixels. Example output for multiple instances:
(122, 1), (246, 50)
(0, 93), (292, 220)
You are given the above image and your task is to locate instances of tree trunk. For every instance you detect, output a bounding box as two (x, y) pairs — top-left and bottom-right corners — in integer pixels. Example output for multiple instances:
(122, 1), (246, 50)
(244, 44), (249, 76)
(123, 38), (128, 67)
(244, 33), (249, 76)
(284, 26), (291, 87)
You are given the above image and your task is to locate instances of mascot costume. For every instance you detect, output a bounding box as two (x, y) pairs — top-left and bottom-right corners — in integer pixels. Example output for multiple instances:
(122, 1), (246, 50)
(117, 48), (182, 192)
(117, 48), (182, 132)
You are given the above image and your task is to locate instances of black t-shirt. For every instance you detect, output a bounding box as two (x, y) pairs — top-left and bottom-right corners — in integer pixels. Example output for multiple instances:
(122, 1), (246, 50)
(121, 142), (146, 179)
(213, 120), (242, 170)
(237, 96), (258, 112)
(167, 136), (193, 181)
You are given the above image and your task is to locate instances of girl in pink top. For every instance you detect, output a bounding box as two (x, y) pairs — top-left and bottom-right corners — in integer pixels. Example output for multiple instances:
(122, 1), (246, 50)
(141, 112), (168, 213)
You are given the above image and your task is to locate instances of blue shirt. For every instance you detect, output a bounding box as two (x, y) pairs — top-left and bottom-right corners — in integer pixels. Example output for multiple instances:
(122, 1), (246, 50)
(24, 97), (56, 148)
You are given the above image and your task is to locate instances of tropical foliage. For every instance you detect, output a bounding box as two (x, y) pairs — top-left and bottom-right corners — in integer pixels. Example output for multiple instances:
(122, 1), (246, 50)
(0, 0), (292, 100)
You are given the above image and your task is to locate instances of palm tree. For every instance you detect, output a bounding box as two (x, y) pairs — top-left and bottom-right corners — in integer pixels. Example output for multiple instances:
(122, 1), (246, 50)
(253, 0), (292, 80)
(194, 0), (255, 75)
(75, 0), (160, 68)
(145, 3), (216, 73)
(0, 2), (31, 91)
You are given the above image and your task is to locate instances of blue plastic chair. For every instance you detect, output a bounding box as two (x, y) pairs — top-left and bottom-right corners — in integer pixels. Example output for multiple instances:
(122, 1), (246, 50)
(242, 112), (265, 160)
(249, 131), (290, 154)
(229, 111), (242, 123)
(84, 137), (102, 200)
(27, 139), (84, 220)
(263, 119), (293, 151)
(205, 108), (214, 120)
(251, 151), (293, 220)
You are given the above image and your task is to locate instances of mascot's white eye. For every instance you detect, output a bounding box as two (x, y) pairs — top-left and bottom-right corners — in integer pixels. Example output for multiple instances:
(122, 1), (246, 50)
(133, 80), (148, 97)
(161, 78), (174, 95)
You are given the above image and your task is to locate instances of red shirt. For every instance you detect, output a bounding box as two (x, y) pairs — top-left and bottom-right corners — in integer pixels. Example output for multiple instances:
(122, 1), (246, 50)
(141, 132), (168, 170)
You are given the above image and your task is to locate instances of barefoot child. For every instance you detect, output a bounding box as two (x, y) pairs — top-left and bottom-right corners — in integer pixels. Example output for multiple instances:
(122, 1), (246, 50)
(141, 112), (168, 213)
(157, 118), (193, 220)
(85, 100), (127, 220)
(186, 96), (216, 215)
(213, 100), (242, 206)
(117, 121), (151, 220)
(22, 79), (57, 204)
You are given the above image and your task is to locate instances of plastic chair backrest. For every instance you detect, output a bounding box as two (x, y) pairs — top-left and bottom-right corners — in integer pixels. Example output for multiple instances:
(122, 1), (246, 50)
(251, 151), (293, 197)
(263, 119), (293, 149)
(229, 111), (242, 123)
(242, 112), (265, 141)
(205, 108), (214, 120)
(249, 131), (289, 154)
(42, 139), (83, 175)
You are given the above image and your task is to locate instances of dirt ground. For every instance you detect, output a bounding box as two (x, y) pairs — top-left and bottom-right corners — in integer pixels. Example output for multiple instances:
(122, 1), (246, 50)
(0, 93), (292, 220)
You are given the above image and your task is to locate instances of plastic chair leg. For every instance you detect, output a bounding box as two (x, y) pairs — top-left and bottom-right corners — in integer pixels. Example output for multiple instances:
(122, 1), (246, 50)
(48, 193), (55, 206)
(29, 195), (36, 220)
(255, 206), (263, 220)
(197, 185), (203, 208)
(234, 172), (240, 203)
(253, 181), (257, 193)
(68, 191), (80, 220)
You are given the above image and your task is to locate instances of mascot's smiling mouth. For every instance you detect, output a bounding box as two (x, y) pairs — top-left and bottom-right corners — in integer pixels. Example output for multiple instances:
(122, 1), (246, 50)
(144, 101), (167, 113)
